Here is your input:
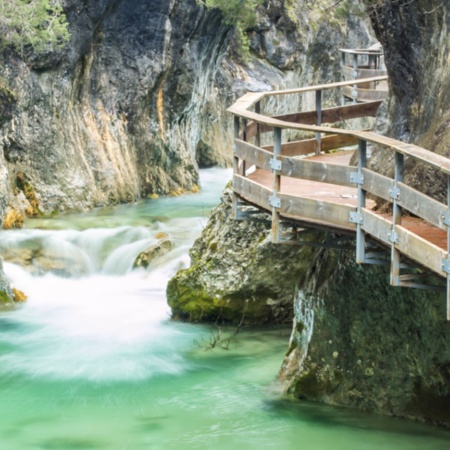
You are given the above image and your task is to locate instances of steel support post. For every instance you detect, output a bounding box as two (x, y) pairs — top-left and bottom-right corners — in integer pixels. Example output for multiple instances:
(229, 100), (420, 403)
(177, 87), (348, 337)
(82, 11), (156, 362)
(315, 89), (322, 155)
(390, 151), (404, 286)
(241, 119), (247, 176)
(447, 175), (450, 320)
(255, 101), (261, 149)
(341, 51), (346, 105)
(232, 115), (240, 219)
(271, 127), (282, 243)
(356, 139), (367, 263)
(352, 53), (358, 104)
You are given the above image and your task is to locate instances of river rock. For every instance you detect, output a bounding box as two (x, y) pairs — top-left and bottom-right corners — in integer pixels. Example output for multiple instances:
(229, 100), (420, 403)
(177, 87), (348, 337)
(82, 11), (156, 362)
(0, 258), (14, 306)
(167, 185), (323, 325)
(133, 237), (173, 269)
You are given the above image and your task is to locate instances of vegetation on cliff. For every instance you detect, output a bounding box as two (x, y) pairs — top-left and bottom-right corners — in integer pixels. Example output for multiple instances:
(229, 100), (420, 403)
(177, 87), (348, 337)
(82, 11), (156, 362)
(0, 0), (69, 53)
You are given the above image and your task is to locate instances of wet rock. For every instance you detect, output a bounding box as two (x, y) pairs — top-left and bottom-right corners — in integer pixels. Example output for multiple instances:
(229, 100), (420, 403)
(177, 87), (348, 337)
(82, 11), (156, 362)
(0, 258), (14, 306)
(133, 237), (173, 269)
(167, 186), (323, 325)
(279, 249), (450, 427)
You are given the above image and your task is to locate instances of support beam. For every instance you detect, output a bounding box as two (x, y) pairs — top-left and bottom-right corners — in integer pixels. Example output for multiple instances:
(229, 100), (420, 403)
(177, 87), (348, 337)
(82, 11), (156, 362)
(355, 139), (367, 263)
(255, 101), (261, 149)
(390, 152), (404, 286)
(447, 175), (450, 320)
(232, 116), (240, 219)
(271, 128), (282, 243)
(315, 89), (322, 155)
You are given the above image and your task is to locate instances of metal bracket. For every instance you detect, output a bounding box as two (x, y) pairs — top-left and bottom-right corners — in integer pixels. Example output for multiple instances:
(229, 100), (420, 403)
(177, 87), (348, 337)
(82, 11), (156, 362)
(269, 195), (281, 208)
(350, 172), (364, 185)
(442, 212), (450, 227)
(442, 259), (450, 275)
(270, 158), (282, 171)
(389, 186), (401, 200)
(388, 230), (399, 244)
(349, 211), (363, 224)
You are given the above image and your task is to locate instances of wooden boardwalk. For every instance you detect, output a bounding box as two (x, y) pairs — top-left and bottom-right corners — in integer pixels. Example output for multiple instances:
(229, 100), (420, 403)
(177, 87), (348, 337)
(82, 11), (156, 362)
(228, 58), (450, 320)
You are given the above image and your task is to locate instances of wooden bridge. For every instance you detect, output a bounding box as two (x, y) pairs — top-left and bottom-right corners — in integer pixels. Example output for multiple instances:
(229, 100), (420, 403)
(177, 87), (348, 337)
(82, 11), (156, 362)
(228, 48), (450, 320)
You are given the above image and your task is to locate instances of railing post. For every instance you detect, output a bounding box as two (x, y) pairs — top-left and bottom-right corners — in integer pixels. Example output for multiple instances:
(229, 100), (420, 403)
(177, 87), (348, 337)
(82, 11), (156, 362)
(447, 175), (450, 320)
(352, 53), (358, 104)
(341, 51), (346, 105)
(315, 89), (322, 155)
(232, 115), (240, 219)
(271, 127), (282, 243)
(255, 101), (261, 149)
(241, 119), (247, 176)
(390, 151), (403, 286)
(355, 139), (367, 263)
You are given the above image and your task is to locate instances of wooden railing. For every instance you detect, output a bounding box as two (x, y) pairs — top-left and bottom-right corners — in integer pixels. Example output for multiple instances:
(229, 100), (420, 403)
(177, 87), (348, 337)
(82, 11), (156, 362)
(228, 75), (450, 320)
(340, 48), (388, 102)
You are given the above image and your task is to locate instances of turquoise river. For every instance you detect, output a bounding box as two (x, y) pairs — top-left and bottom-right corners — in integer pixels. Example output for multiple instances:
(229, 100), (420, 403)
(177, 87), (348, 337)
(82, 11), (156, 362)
(0, 169), (449, 449)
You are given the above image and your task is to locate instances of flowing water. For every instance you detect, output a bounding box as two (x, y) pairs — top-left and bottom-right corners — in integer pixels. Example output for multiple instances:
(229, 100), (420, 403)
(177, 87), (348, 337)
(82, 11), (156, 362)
(0, 168), (449, 450)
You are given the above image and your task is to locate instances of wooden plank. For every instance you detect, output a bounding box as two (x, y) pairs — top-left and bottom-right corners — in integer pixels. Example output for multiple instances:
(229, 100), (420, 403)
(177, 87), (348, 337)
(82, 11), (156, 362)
(263, 133), (359, 157)
(233, 174), (271, 210)
(262, 76), (388, 97)
(342, 65), (388, 80)
(396, 225), (446, 276)
(397, 182), (447, 230)
(339, 48), (384, 56)
(229, 94), (450, 177)
(278, 192), (356, 230)
(235, 139), (272, 171)
(362, 169), (393, 201)
(231, 92), (265, 113)
(361, 209), (392, 246)
(342, 86), (388, 101)
(280, 157), (356, 187)
(271, 101), (382, 126)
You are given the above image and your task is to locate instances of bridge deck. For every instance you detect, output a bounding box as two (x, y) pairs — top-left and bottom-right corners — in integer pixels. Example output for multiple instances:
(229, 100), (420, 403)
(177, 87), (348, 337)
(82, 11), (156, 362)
(229, 64), (450, 319)
(245, 151), (447, 251)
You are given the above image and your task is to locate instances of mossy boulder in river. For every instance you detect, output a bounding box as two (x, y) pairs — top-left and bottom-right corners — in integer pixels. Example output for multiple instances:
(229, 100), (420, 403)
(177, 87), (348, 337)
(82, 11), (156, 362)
(167, 186), (321, 325)
(133, 235), (173, 269)
(279, 249), (450, 428)
(0, 258), (14, 307)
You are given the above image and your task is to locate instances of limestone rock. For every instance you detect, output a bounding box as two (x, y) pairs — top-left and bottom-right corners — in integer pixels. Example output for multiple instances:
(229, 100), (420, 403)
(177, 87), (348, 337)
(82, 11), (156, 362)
(133, 237), (173, 269)
(0, 258), (14, 307)
(167, 186), (323, 325)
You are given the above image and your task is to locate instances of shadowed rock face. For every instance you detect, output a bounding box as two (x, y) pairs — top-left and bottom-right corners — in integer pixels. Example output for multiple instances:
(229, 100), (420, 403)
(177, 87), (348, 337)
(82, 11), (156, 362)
(281, 2), (450, 427)
(0, 0), (232, 214)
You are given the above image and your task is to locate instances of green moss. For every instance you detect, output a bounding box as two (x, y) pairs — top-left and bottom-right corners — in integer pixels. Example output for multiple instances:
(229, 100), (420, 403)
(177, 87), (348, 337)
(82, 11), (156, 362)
(292, 369), (325, 399)
(0, 290), (13, 305)
(285, 338), (298, 357)
(15, 172), (41, 217)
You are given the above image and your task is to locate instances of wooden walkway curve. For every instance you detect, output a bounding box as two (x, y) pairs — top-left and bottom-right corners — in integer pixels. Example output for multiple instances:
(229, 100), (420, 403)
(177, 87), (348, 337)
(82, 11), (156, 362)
(228, 54), (450, 320)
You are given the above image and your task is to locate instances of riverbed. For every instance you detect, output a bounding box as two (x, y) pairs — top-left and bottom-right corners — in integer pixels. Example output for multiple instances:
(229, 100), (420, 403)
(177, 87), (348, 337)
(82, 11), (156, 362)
(0, 168), (449, 449)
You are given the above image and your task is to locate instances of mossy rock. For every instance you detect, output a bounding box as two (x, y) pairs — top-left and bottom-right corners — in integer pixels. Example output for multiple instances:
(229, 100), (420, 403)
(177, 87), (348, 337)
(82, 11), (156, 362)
(133, 237), (173, 269)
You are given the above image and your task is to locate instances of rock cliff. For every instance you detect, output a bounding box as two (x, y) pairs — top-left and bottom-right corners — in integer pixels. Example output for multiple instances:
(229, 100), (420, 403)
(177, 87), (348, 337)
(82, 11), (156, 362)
(0, 0), (235, 217)
(281, 0), (450, 427)
(168, 0), (450, 428)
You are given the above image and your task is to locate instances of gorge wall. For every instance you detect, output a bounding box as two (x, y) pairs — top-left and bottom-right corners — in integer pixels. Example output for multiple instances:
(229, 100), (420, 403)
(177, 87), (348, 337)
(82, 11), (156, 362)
(168, 0), (450, 428)
(0, 0), (233, 217)
(283, 0), (450, 428)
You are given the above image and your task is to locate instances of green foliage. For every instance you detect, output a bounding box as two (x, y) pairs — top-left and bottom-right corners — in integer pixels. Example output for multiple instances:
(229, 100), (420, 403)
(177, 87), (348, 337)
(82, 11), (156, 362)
(0, 0), (69, 54)
(197, 0), (265, 57)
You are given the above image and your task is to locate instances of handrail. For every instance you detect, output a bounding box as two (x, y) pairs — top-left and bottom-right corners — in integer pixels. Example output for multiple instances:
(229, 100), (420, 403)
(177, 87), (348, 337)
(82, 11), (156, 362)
(229, 75), (450, 320)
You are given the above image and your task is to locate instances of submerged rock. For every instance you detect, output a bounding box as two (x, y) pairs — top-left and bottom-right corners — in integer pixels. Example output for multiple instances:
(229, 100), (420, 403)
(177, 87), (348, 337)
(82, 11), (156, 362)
(134, 236), (173, 269)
